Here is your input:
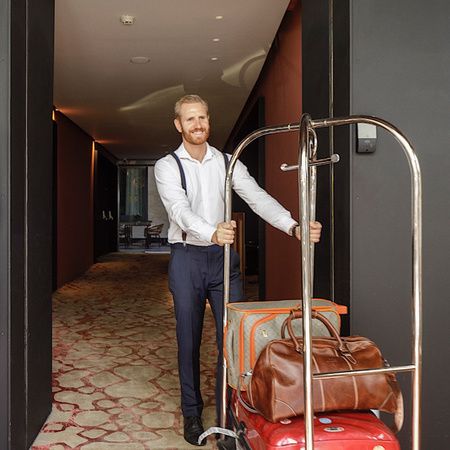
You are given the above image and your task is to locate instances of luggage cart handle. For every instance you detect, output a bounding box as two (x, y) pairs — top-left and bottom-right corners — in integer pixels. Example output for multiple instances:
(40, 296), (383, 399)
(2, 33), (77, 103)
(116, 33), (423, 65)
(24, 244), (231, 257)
(280, 153), (340, 171)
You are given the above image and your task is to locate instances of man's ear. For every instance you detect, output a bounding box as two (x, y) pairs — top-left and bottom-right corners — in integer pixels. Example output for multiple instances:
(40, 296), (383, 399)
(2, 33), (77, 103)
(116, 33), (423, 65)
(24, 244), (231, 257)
(174, 118), (182, 133)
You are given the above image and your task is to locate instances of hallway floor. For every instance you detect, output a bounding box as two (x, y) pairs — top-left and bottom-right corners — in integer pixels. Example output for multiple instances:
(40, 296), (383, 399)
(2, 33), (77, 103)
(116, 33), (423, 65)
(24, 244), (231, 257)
(31, 253), (223, 450)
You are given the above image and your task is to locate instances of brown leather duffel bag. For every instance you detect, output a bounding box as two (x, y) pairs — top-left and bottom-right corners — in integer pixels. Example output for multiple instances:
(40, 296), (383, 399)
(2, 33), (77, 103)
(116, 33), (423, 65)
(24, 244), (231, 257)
(246, 310), (403, 430)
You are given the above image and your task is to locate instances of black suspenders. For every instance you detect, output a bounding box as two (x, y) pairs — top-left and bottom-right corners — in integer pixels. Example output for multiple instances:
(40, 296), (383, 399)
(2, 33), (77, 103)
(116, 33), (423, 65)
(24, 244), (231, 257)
(170, 151), (230, 243)
(170, 152), (188, 193)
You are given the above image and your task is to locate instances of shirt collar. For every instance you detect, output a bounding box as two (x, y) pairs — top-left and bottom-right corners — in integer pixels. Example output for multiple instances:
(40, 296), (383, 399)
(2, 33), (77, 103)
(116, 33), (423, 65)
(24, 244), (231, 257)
(177, 143), (214, 163)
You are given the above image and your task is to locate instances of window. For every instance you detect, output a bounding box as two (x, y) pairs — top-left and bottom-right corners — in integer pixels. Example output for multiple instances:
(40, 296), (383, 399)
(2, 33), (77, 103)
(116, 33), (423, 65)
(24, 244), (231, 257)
(119, 167), (148, 222)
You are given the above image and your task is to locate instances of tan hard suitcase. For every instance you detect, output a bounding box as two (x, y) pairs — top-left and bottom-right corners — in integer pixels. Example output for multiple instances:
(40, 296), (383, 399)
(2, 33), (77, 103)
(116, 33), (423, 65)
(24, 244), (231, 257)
(224, 299), (347, 390)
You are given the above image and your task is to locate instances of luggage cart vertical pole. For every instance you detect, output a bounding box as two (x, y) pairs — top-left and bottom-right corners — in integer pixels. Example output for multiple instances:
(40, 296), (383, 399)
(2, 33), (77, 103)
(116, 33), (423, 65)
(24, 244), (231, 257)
(298, 113), (315, 449)
(308, 129), (318, 291)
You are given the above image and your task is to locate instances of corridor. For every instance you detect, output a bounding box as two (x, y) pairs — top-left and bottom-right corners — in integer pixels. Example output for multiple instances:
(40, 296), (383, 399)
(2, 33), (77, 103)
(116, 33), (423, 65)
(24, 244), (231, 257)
(31, 253), (219, 449)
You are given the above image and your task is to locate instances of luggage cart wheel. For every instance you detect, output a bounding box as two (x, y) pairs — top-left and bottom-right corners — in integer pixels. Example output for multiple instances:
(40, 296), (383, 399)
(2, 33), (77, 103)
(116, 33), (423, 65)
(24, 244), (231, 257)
(217, 436), (236, 450)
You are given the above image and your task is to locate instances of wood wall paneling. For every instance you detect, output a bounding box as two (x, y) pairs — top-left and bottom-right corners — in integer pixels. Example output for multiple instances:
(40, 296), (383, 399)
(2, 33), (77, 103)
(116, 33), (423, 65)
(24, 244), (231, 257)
(227, 4), (303, 300)
(55, 112), (94, 287)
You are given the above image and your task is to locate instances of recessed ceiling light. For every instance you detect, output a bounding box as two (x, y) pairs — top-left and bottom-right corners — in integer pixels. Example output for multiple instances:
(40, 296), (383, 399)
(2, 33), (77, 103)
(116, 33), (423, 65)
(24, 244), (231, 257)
(213, 38), (220, 42)
(211, 57), (219, 61)
(130, 56), (150, 64)
(120, 15), (135, 25)
(215, 15), (223, 20)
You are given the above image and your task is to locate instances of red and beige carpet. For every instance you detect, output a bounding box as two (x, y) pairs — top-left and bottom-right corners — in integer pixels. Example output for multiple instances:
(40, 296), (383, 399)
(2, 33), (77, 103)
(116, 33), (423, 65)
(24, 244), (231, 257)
(31, 252), (236, 450)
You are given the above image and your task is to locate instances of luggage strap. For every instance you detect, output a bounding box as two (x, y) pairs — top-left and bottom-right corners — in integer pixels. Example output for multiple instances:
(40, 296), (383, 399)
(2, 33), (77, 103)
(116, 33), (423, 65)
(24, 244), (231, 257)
(236, 371), (259, 414)
(170, 151), (230, 244)
(198, 427), (238, 444)
(236, 366), (404, 434)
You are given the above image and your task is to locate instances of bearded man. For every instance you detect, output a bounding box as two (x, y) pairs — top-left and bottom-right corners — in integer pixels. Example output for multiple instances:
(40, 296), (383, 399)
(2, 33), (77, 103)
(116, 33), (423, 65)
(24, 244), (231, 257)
(155, 94), (321, 446)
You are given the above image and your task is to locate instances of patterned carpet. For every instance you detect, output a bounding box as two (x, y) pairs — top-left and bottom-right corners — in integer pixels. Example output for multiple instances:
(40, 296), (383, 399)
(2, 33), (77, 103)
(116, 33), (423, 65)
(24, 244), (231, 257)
(31, 252), (224, 450)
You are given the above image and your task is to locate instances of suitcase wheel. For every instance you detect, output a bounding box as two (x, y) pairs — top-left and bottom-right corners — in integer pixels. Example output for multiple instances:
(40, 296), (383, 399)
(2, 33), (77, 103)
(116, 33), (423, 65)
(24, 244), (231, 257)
(217, 436), (237, 450)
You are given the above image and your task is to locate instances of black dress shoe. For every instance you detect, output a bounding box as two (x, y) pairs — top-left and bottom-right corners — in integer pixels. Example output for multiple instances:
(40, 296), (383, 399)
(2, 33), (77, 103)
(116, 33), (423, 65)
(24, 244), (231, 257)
(184, 416), (206, 446)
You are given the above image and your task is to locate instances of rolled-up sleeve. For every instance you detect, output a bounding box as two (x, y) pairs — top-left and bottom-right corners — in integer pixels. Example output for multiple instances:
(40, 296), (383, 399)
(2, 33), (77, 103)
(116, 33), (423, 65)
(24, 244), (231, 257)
(232, 159), (297, 234)
(154, 158), (217, 242)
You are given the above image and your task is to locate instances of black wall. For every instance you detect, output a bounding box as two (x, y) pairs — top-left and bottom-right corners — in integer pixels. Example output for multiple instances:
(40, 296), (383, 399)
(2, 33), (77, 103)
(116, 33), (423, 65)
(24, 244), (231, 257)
(94, 147), (118, 260)
(302, 0), (351, 334)
(0, 0), (10, 447)
(0, 0), (54, 448)
(349, 1), (450, 447)
(304, 0), (450, 447)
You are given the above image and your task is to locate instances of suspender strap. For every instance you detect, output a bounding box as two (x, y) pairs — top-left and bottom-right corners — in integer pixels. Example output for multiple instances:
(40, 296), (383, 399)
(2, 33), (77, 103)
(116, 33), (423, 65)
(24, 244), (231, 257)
(222, 151), (230, 172)
(170, 152), (187, 194)
(170, 152), (187, 243)
(170, 151), (230, 244)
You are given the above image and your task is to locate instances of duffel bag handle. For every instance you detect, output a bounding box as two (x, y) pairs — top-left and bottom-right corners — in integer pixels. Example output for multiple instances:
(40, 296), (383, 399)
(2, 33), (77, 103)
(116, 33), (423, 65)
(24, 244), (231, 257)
(281, 309), (337, 340)
(283, 310), (355, 362)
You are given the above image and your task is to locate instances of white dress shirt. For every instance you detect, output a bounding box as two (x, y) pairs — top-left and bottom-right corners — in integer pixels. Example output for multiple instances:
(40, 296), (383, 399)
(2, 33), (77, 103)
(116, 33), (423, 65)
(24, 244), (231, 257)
(154, 143), (297, 246)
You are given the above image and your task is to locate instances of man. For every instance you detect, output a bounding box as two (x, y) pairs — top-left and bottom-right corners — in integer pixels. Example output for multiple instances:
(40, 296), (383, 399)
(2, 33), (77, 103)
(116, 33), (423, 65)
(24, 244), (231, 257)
(155, 95), (321, 446)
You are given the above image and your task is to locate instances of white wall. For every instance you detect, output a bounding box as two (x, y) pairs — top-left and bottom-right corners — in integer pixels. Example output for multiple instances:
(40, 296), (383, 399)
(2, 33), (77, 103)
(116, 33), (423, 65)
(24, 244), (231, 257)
(147, 166), (169, 238)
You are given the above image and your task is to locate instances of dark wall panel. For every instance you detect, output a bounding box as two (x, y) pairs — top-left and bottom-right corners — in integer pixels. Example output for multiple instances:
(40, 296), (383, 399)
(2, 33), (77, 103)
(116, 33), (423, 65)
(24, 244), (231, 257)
(0, 0), (11, 447)
(25, 0), (54, 444)
(350, 1), (450, 447)
(226, 98), (266, 297)
(94, 148), (118, 259)
(302, 0), (332, 300)
(330, 2), (350, 326)
(258, 7), (303, 300)
(302, 0), (350, 334)
(9, 0), (27, 447)
(229, 5), (303, 300)
(2, 0), (54, 448)
(303, 0), (449, 446)
(55, 112), (94, 287)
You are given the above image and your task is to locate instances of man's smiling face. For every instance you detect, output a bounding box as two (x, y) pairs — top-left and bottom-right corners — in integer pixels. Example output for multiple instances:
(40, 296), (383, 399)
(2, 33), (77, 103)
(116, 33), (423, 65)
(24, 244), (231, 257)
(174, 102), (210, 147)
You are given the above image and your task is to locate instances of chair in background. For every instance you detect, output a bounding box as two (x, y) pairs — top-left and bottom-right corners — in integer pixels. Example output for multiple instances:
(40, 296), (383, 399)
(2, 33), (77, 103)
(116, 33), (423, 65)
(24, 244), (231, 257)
(131, 225), (147, 247)
(145, 224), (164, 247)
(119, 224), (131, 247)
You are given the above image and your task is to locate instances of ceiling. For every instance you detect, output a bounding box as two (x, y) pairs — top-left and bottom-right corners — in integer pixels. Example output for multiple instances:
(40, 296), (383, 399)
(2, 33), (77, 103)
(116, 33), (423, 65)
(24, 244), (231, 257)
(54, 0), (291, 161)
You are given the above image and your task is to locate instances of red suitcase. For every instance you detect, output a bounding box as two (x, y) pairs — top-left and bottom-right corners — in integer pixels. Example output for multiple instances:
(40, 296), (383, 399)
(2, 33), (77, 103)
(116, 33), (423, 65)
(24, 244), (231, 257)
(231, 391), (400, 450)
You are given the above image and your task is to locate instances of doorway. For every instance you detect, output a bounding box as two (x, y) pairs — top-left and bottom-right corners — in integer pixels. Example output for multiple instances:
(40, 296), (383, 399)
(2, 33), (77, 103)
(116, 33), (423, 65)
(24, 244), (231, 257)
(226, 97), (266, 300)
(118, 164), (170, 253)
(2, 1), (302, 448)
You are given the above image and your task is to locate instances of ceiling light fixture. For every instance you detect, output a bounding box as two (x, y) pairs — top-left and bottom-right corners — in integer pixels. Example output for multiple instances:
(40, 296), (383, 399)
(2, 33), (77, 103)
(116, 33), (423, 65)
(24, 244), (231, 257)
(215, 15), (223, 20)
(120, 15), (135, 25)
(130, 56), (150, 64)
(213, 38), (220, 42)
(211, 57), (219, 61)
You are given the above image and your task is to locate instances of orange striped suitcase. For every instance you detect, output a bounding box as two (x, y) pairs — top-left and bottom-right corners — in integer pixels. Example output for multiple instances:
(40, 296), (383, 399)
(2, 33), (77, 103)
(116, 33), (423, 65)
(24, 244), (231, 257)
(224, 299), (347, 390)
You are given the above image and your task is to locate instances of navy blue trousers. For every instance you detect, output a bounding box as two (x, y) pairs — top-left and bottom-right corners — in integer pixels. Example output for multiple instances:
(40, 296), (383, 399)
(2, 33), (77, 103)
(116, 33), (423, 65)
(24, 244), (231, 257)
(168, 243), (243, 419)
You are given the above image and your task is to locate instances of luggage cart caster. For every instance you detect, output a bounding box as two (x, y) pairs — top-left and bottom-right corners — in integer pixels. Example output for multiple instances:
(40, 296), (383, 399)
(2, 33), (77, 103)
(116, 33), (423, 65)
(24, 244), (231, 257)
(217, 436), (236, 450)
